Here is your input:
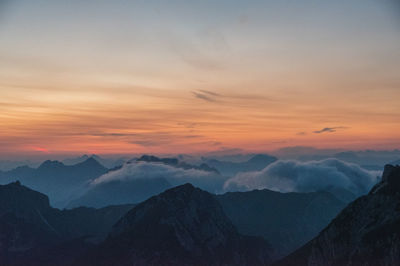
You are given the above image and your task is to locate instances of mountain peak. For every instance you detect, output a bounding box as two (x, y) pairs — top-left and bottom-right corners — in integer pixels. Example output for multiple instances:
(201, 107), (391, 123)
(38, 160), (65, 169)
(82, 157), (101, 165)
(81, 184), (271, 265)
(369, 164), (400, 194)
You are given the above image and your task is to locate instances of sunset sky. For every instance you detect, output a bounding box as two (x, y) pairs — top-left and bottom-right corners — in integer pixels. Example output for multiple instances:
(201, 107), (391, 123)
(0, 0), (399, 157)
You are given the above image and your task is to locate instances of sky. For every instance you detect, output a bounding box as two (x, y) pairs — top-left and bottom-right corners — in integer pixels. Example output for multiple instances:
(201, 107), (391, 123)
(0, 0), (399, 157)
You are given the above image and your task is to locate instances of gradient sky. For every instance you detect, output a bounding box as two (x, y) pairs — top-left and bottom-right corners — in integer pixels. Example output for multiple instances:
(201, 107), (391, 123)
(0, 0), (399, 157)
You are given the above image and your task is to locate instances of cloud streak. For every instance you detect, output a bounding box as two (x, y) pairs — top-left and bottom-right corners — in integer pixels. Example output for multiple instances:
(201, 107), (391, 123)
(313, 127), (348, 134)
(192, 91), (217, 102)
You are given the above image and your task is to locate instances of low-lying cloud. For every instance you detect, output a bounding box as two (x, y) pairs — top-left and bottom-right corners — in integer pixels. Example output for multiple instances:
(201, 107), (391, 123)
(92, 161), (226, 193)
(224, 159), (380, 196)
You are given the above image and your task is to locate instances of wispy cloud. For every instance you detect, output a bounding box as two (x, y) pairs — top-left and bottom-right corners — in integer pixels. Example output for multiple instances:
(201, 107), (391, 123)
(313, 127), (348, 134)
(198, 90), (221, 96)
(192, 91), (217, 102)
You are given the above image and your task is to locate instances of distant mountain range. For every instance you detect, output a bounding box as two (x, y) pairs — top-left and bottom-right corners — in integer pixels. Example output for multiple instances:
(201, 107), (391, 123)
(204, 154), (278, 176)
(67, 155), (221, 208)
(276, 164), (400, 266)
(0, 157), (108, 207)
(62, 154), (127, 169)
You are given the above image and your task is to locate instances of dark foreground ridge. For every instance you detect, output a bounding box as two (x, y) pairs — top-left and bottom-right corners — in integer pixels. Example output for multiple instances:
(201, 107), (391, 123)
(0, 181), (133, 266)
(276, 164), (400, 266)
(76, 183), (272, 266)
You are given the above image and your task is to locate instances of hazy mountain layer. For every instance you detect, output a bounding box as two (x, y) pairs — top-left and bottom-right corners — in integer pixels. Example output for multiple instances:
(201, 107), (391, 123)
(217, 189), (346, 258)
(205, 154), (277, 176)
(0, 158), (108, 208)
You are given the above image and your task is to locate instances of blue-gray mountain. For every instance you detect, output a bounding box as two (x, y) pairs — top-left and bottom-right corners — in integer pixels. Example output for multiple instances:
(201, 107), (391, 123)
(0, 157), (108, 208)
(216, 189), (346, 258)
(204, 154), (277, 176)
(276, 164), (400, 266)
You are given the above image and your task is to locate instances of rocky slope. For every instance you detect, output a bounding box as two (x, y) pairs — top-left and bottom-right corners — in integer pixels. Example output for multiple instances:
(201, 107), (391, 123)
(76, 184), (272, 266)
(0, 181), (133, 266)
(277, 164), (400, 266)
(217, 189), (346, 258)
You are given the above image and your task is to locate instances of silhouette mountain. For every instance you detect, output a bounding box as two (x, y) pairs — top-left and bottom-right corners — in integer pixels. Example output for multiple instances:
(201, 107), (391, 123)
(277, 164), (400, 266)
(205, 154), (277, 176)
(0, 158), (108, 207)
(76, 184), (272, 266)
(216, 189), (346, 258)
(0, 181), (133, 266)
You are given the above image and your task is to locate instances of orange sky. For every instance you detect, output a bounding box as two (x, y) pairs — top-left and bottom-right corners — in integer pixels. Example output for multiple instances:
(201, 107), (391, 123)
(0, 0), (399, 157)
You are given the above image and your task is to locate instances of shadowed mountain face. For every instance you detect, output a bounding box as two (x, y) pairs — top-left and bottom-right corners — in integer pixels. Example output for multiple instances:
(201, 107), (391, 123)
(0, 158), (108, 208)
(0, 182), (133, 266)
(67, 177), (172, 209)
(205, 154), (277, 176)
(76, 184), (272, 266)
(277, 164), (400, 266)
(216, 189), (346, 258)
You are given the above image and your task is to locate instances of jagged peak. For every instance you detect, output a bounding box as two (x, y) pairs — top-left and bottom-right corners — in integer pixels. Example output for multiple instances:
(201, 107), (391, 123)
(370, 164), (400, 194)
(81, 156), (102, 165)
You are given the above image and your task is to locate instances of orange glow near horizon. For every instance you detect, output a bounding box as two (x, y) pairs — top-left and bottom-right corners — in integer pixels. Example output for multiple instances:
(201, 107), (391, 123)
(0, 1), (399, 157)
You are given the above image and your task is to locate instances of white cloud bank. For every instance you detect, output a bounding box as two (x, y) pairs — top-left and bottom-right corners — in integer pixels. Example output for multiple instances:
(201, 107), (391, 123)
(223, 159), (381, 196)
(91, 161), (226, 193)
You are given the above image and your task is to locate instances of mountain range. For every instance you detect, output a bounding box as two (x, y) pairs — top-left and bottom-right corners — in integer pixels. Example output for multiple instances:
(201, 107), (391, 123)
(0, 157), (108, 207)
(216, 189), (345, 257)
(0, 181), (133, 266)
(204, 154), (278, 176)
(2, 159), (400, 265)
(276, 164), (400, 266)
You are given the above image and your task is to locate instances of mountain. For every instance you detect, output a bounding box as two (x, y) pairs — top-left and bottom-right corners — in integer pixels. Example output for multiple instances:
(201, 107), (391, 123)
(67, 177), (172, 208)
(68, 156), (225, 208)
(137, 155), (220, 174)
(0, 160), (38, 171)
(0, 158), (108, 208)
(277, 164), (400, 266)
(62, 154), (127, 169)
(205, 154), (277, 176)
(0, 181), (133, 266)
(216, 189), (346, 258)
(76, 184), (272, 266)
